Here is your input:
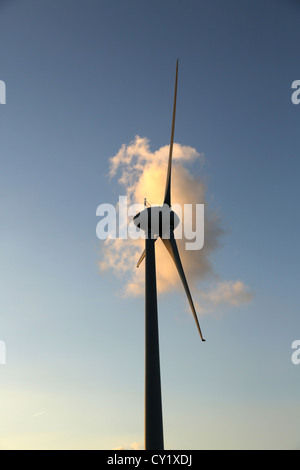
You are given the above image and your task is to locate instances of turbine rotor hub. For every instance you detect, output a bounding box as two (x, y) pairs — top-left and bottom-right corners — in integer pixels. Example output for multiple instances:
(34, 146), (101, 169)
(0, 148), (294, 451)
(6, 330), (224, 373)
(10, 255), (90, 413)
(133, 204), (180, 238)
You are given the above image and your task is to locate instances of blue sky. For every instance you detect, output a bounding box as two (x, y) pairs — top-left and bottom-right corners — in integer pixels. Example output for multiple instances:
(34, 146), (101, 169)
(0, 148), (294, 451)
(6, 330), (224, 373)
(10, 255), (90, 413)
(0, 0), (300, 449)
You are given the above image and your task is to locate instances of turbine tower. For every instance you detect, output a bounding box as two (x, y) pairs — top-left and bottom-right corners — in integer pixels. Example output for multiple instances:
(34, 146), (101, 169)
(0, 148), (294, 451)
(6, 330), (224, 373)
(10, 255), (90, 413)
(133, 60), (205, 451)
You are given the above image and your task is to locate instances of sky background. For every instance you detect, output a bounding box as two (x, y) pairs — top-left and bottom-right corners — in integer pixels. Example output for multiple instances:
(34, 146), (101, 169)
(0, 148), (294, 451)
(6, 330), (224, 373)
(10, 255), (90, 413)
(0, 0), (300, 450)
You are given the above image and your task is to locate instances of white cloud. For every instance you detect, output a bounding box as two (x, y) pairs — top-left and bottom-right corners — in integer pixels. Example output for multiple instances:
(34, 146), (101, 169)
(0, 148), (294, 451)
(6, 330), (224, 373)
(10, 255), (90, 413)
(31, 411), (46, 418)
(100, 135), (252, 313)
(200, 280), (253, 308)
(101, 136), (222, 297)
(112, 441), (143, 450)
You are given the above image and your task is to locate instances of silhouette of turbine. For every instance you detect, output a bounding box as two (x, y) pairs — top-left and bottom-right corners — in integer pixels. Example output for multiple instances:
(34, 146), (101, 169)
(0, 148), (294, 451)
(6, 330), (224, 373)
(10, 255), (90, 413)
(133, 60), (205, 451)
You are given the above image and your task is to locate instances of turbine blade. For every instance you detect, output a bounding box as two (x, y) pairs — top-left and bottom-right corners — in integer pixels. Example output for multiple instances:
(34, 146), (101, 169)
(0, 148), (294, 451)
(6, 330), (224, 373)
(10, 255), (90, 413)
(137, 238), (158, 268)
(161, 233), (205, 341)
(137, 249), (146, 268)
(163, 59), (178, 207)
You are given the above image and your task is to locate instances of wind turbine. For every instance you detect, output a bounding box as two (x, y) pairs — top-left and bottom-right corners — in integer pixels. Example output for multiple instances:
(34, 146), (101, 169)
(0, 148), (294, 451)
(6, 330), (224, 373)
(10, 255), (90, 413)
(133, 60), (205, 451)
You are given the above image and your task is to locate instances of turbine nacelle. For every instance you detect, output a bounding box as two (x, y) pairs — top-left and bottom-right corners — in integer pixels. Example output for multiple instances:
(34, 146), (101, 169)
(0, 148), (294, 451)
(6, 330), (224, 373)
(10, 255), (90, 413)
(133, 204), (180, 238)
